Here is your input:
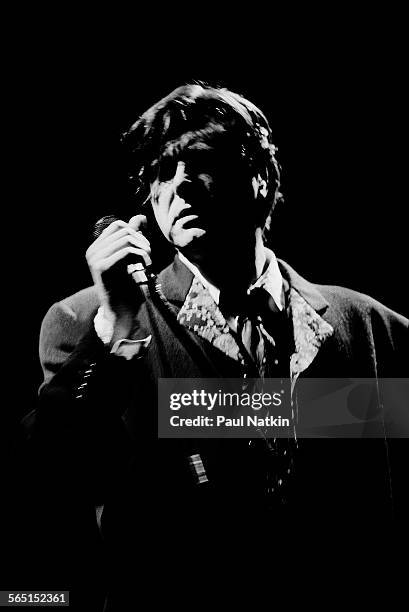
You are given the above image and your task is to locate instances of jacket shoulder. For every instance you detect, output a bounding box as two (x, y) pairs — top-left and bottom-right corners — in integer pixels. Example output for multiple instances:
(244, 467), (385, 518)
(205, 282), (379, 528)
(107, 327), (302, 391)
(58, 286), (100, 321)
(315, 284), (408, 368)
(39, 286), (99, 387)
(317, 283), (408, 327)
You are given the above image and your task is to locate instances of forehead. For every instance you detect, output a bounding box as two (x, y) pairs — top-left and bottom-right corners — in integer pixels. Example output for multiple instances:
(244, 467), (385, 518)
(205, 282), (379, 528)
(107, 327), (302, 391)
(158, 142), (247, 186)
(159, 128), (245, 165)
(162, 139), (213, 158)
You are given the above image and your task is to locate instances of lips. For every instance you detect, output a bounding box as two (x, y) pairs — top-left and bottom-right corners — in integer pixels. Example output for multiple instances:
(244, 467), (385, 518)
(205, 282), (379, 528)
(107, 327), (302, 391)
(173, 213), (200, 230)
(173, 208), (195, 223)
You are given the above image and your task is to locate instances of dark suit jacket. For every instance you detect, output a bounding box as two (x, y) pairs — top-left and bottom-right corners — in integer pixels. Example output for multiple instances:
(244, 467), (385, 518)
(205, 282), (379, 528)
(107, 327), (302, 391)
(29, 257), (409, 591)
(39, 256), (408, 383)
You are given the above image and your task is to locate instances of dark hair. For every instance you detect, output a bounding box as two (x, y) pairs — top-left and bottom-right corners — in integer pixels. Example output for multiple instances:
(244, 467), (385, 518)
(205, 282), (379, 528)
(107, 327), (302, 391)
(121, 83), (283, 233)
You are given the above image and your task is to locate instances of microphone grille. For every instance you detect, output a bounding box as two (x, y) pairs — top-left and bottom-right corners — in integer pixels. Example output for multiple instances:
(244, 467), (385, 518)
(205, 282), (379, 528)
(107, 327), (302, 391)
(92, 215), (118, 239)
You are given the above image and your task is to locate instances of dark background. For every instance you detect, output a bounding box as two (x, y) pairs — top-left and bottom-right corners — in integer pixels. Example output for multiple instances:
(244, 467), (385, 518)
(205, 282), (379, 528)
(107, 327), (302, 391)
(3, 13), (408, 593)
(5, 18), (408, 420)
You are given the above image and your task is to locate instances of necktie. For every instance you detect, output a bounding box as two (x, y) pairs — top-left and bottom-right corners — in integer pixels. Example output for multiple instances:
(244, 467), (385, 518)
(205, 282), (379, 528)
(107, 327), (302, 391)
(238, 315), (267, 377)
(236, 295), (296, 506)
(235, 286), (271, 376)
(237, 286), (288, 378)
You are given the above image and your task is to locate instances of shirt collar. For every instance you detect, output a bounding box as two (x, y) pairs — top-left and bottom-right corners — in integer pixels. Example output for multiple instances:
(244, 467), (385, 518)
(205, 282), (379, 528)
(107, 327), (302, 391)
(248, 248), (285, 311)
(177, 251), (220, 304)
(177, 248), (284, 311)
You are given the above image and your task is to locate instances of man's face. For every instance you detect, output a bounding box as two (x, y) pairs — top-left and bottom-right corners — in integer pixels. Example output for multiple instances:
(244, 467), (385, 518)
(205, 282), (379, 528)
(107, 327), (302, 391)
(150, 138), (261, 264)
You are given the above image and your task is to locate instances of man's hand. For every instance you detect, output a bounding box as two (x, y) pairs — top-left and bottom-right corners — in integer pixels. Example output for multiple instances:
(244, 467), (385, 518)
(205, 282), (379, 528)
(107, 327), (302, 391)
(86, 215), (152, 324)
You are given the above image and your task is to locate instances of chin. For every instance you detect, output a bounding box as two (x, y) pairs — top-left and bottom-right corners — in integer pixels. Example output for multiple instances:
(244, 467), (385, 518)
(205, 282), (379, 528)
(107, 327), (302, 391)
(178, 242), (207, 261)
(171, 230), (207, 250)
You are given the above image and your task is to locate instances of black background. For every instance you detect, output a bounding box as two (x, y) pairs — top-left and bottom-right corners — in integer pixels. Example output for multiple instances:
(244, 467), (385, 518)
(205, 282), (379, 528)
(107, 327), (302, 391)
(3, 11), (408, 594)
(17, 32), (408, 413)
(3, 14), (407, 417)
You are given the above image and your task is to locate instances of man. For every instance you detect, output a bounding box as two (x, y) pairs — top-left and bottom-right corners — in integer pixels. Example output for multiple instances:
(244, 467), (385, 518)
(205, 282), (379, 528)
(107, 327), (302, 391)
(31, 84), (408, 603)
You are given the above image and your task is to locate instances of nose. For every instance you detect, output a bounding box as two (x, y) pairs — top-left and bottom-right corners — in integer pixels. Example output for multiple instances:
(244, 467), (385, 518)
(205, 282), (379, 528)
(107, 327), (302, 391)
(173, 161), (195, 205)
(173, 161), (189, 190)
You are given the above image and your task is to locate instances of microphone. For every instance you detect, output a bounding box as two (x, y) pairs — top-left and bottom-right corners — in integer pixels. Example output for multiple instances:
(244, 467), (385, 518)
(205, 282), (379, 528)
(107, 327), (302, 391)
(92, 214), (119, 239)
(93, 214), (153, 284)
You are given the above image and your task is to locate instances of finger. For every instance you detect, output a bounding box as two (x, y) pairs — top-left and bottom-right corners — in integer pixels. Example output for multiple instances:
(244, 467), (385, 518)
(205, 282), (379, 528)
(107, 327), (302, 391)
(98, 247), (152, 272)
(86, 220), (129, 258)
(87, 226), (150, 259)
(89, 234), (151, 265)
(95, 219), (129, 241)
(95, 226), (150, 252)
(128, 215), (148, 232)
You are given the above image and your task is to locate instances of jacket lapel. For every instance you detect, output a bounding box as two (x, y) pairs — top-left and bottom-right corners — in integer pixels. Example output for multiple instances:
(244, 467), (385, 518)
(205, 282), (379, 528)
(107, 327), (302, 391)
(158, 255), (334, 372)
(288, 287), (334, 379)
(277, 260), (334, 386)
(158, 254), (243, 362)
(176, 276), (242, 362)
